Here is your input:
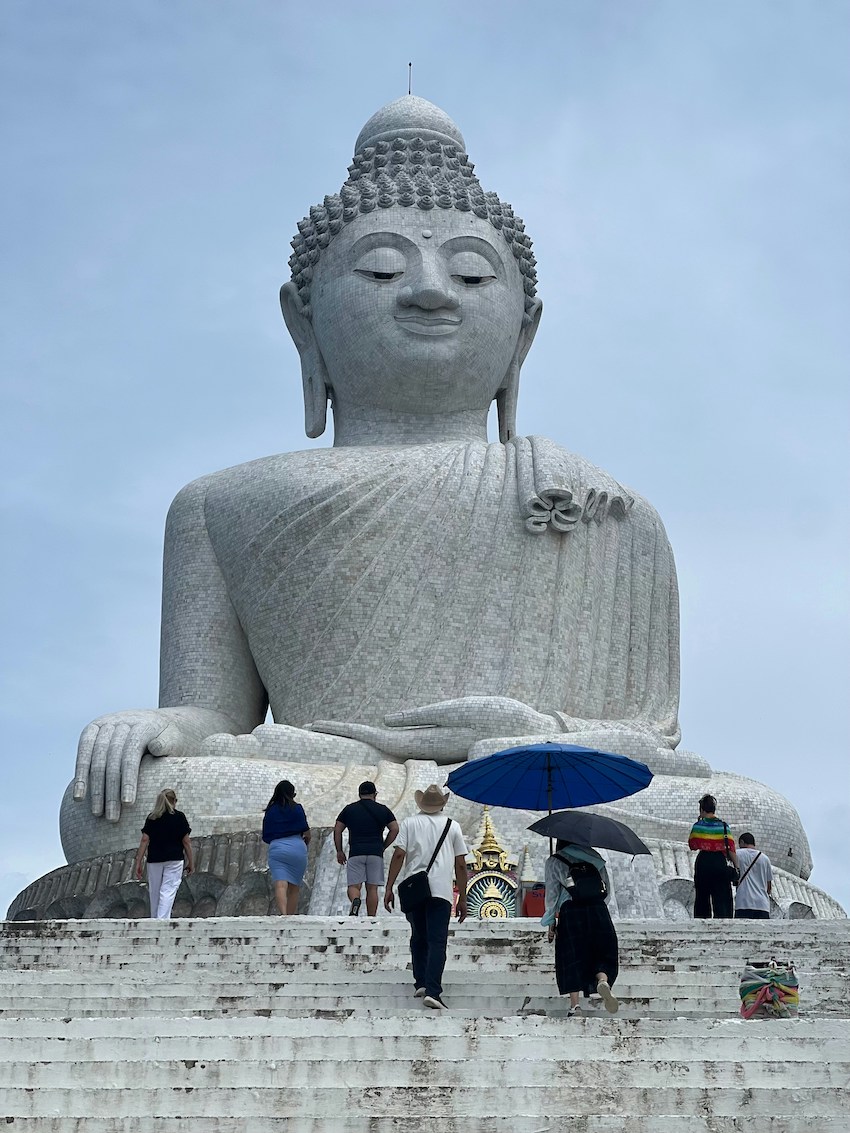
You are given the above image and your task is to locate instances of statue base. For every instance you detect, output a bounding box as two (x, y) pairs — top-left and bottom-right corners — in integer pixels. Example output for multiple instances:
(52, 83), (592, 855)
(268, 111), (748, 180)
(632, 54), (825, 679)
(8, 829), (844, 922)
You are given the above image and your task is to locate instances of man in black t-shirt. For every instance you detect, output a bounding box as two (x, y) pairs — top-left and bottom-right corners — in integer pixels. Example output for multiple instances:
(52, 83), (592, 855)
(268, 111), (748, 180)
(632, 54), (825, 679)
(334, 781), (399, 916)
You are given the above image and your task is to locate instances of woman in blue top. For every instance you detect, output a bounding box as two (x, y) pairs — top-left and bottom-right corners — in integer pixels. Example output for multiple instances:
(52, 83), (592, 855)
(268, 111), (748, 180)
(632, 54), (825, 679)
(262, 780), (310, 915)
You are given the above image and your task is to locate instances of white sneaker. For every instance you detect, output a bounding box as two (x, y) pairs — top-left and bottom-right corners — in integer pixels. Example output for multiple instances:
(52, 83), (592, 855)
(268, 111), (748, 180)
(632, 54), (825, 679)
(414, 987), (427, 998)
(423, 994), (447, 1010)
(597, 980), (619, 1013)
(567, 1004), (582, 1017)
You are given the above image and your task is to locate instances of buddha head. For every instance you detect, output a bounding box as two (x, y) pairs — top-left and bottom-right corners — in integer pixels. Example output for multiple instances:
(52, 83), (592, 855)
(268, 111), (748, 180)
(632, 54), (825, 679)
(280, 97), (542, 443)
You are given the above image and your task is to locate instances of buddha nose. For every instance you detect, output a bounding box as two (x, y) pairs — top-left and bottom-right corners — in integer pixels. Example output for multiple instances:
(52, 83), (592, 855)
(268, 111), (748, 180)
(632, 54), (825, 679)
(397, 266), (459, 311)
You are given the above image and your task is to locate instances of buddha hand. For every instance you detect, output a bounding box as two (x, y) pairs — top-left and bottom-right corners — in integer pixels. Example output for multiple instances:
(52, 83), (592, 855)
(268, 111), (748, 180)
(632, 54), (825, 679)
(311, 696), (559, 764)
(73, 706), (240, 821)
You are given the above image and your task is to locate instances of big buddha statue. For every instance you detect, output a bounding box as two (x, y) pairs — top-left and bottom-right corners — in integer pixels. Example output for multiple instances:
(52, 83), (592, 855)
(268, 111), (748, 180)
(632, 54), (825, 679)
(53, 96), (836, 919)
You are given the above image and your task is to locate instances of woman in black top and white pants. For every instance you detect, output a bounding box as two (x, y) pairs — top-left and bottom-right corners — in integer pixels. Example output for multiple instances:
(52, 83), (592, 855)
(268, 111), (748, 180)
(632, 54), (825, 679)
(134, 789), (194, 918)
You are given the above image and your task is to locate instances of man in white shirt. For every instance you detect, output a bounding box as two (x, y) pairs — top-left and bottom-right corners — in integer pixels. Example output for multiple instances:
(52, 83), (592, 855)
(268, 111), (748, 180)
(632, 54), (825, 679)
(384, 785), (469, 1010)
(735, 833), (773, 919)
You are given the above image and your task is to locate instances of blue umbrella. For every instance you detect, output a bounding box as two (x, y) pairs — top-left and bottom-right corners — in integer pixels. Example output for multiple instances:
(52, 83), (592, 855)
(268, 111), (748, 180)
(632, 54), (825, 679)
(445, 742), (652, 813)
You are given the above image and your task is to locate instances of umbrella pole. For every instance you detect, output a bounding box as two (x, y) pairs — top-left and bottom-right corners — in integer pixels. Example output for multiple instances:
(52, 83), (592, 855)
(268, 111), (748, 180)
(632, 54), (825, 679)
(547, 753), (554, 856)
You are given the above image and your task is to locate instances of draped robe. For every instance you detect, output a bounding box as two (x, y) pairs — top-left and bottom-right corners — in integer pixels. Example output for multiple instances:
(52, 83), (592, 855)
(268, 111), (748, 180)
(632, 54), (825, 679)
(63, 434), (816, 886)
(198, 436), (681, 745)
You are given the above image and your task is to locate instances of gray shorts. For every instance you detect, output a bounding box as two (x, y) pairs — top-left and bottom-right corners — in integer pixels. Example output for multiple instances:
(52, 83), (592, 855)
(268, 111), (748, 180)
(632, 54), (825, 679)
(347, 855), (385, 886)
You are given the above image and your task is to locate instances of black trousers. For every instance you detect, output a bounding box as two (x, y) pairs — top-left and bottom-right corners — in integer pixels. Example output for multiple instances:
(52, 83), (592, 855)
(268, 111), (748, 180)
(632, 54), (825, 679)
(405, 896), (452, 998)
(735, 908), (770, 919)
(693, 852), (734, 919)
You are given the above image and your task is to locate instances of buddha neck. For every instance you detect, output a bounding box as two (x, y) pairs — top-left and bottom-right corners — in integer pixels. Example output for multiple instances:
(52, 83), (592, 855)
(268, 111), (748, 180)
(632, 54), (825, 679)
(330, 405), (492, 447)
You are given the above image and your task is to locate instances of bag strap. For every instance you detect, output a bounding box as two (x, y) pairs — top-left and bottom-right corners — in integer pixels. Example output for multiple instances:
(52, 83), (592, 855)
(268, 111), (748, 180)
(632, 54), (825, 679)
(359, 799), (386, 830)
(555, 851), (592, 868)
(424, 818), (453, 875)
(737, 851), (762, 886)
(555, 852), (598, 875)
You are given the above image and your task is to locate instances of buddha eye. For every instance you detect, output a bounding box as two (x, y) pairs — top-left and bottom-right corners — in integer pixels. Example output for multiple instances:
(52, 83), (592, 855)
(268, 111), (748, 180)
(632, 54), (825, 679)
(452, 274), (496, 287)
(353, 247), (406, 283)
(448, 251), (498, 288)
(354, 269), (404, 282)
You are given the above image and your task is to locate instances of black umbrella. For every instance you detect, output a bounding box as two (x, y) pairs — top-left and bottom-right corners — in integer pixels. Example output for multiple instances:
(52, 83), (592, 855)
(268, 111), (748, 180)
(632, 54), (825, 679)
(528, 809), (651, 855)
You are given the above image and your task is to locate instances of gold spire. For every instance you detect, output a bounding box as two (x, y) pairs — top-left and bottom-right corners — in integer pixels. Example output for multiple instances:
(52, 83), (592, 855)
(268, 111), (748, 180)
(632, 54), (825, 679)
(478, 808), (503, 854)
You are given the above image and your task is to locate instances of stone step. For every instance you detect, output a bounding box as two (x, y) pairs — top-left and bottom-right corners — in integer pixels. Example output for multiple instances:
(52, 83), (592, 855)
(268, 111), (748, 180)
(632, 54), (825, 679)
(3, 1084), (843, 1120)
(2, 1013), (839, 1039)
(0, 1024), (844, 1064)
(3, 921), (841, 943)
(5, 956), (832, 982)
(0, 938), (834, 959)
(0, 974), (831, 1011)
(2, 1120), (848, 1133)
(0, 998), (780, 1019)
(0, 924), (837, 941)
(0, 968), (826, 990)
(0, 951), (838, 969)
(3, 917), (845, 943)
(2, 1054), (847, 1091)
(0, 979), (834, 1018)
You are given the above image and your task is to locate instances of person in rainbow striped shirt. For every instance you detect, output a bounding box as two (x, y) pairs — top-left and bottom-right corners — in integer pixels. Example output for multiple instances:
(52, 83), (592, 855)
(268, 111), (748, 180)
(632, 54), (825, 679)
(688, 794), (738, 918)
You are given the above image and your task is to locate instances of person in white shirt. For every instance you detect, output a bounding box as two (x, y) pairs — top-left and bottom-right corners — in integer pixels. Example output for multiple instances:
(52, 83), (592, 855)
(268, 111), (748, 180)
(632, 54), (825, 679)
(384, 785), (468, 1010)
(735, 833), (773, 919)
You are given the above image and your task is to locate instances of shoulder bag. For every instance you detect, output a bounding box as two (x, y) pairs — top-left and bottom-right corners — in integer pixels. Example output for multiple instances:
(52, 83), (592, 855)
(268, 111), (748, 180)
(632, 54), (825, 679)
(398, 818), (453, 913)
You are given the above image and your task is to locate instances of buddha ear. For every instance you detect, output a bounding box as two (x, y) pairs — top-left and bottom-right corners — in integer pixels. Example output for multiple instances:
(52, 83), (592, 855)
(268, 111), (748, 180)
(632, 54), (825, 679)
(280, 282), (329, 439)
(497, 298), (542, 444)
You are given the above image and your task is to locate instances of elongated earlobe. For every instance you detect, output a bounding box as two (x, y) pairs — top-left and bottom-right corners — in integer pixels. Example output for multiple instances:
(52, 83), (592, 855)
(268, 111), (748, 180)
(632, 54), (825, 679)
(496, 364), (519, 443)
(280, 282), (329, 439)
(301, 349), (329, 439)
(497, 299), (542, 444)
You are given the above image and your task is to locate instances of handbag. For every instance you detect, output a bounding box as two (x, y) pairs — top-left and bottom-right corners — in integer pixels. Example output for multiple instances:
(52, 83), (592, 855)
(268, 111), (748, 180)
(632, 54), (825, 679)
(723, 824), (740, 884)
(398, 818), (452, 913)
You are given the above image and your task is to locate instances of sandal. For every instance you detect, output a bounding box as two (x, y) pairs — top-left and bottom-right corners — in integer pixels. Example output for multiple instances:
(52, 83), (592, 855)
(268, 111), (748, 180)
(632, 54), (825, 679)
(597, 980), (619, 1014)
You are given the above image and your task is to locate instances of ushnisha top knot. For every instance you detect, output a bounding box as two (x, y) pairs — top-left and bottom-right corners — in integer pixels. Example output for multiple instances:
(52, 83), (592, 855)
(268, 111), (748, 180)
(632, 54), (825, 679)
(289, 96), (538, 324)
(354, 95), (466, 153)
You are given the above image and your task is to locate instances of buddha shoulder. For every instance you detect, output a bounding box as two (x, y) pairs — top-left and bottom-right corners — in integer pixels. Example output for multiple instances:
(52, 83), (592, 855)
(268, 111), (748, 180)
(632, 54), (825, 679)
(164, 448), (386, 535)
(164, 441), (667, 540)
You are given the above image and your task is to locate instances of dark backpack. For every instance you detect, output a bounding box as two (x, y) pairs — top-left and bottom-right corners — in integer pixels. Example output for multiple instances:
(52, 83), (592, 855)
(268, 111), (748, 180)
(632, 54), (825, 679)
(558, 855), (607, 905)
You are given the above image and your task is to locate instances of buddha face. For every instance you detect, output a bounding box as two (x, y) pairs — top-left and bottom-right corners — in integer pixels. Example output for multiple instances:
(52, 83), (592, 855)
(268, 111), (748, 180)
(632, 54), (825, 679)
(286, 206), (538, 424)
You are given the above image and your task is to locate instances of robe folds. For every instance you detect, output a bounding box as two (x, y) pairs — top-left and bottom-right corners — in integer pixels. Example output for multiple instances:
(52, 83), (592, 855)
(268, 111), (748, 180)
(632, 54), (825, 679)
(200, 436), (681, 743)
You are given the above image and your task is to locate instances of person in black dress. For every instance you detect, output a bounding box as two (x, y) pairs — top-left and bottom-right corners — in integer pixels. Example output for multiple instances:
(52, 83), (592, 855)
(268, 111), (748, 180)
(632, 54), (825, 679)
(543, 840), (619, 1016)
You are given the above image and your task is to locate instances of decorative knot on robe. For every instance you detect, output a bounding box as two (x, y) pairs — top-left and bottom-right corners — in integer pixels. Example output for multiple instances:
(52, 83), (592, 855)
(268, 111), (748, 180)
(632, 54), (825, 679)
(512, 435), (634, 535)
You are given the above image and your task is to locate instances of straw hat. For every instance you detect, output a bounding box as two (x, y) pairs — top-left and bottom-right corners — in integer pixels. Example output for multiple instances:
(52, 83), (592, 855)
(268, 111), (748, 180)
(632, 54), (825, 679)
(415, 785), (450, 814)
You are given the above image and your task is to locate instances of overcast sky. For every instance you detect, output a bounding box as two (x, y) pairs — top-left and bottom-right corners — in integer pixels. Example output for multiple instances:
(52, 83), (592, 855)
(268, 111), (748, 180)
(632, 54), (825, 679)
(2, 0), (848, 917)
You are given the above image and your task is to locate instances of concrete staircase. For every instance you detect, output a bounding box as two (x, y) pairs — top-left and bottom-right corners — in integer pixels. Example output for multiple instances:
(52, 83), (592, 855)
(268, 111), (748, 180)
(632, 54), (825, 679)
(0, 917), (848, 1131)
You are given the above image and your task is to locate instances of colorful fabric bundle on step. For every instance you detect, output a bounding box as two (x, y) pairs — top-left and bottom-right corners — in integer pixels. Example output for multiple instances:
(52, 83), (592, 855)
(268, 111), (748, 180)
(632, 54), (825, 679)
(739, 960), (799, 1019)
